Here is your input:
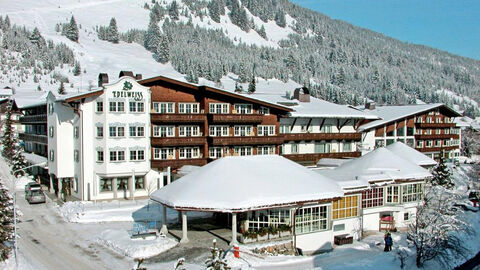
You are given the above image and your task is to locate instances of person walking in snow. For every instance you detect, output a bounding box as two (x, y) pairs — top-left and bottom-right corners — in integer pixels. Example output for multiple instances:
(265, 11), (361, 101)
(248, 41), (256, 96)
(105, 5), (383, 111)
(384, 232), (393, 252)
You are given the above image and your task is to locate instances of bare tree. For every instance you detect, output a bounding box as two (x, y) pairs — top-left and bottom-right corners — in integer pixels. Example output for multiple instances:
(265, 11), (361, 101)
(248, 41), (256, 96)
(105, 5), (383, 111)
(407, 185), (472, 268)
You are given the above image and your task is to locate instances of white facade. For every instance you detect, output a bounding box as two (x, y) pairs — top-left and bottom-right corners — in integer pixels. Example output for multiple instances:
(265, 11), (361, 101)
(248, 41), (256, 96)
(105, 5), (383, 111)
(47, 77), (162, 201)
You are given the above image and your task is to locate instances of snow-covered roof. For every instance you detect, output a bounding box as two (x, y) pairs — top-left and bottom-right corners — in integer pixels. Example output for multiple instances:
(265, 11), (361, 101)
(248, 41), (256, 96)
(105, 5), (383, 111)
(316, 158), (352, 168)
(316, 147), (432, 187)
(454, 116), (473, 127)
(0, 87), (13, 96)
(176, 165), (200, 177)
(22, 152), (48, 168)
(150, 155), (343, 213)
(358, 103), (461, 131)
(13, 92), (48, 109)
(386, 142), (437, 167)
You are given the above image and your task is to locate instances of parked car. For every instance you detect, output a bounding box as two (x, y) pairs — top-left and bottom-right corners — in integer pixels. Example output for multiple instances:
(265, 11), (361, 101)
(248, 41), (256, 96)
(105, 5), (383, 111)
(25, 184), (46, 204)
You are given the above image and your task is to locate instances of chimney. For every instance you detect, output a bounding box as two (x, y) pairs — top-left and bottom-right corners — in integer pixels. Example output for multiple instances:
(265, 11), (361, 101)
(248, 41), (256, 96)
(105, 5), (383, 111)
(98, 73), (109, 87)
(135, 74), (142, 80)
(119, 71), (134, 78)
(293, 87), (310, 103)
(365, 101), (376, 110)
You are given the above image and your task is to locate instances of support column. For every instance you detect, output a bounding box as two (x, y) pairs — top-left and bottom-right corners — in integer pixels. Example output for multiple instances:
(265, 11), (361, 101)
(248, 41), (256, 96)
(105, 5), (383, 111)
(49, 175), (54, 194)
(57, 178), (62, 199)
(128, 176), (134, 199)
(160, 205), (168, 234)
(112, 178), (118, 199)
(167, 167), (171, 185)
(180, 211), (189, 244)
(230, 213), (238, 245)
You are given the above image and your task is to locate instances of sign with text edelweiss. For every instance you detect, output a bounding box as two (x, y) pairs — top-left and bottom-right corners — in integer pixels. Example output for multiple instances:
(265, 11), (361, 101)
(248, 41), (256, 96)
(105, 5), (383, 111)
(112, 81), (143, 100)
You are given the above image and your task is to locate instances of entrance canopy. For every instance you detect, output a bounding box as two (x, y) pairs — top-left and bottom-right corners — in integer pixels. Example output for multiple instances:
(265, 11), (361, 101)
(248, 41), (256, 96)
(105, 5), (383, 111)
(150, 155), (343, 213)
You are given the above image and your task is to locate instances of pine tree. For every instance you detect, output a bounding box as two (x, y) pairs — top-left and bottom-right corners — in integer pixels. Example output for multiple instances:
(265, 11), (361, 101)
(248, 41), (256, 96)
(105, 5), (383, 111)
(207, 0), (221, 23)
(155, 35), (169, 63)
(185, 69), (198, 84)
(107, 17), (119, 43)
(430, 150), (454, 189)
(168, 1), (179, 20)
(0, 182), (14, 261)
(248, 77), (256, 94)
(257, 25), (267, 39)
(73, 61), (81, 76)
(11, 146), (27, 177)
(1, 102), (16, 162)
(65, 16), (79, 42)
(145, 17), (161, 51)
(58, 81), (66, 95)
(204, 239), (230, 270)
(274, 10), (286, 28)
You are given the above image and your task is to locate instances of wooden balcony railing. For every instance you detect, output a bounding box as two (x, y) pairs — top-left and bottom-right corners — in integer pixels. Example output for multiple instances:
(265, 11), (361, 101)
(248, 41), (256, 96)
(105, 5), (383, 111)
(19, 133), (48, 144)
(210, 114), (264, 123)
(19, 114), (47, 124)
(151, 136), (207, 147)
(150, 113), (207, 123)
(151, 158), (208, 169)
(283, 152), (361, 163)
(209, 136), (284, 146)
(283, 132), (362, 142)
(415, 134), (459, 140)
(415, 122), (456, 128)
(415, 146), (459, 152)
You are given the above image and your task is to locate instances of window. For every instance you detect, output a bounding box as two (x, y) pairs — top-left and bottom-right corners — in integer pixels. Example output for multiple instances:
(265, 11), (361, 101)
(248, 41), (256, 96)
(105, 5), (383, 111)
(435, 118), (442, 123)
(234, 104), (252, 114)
(291, 143), (299, 154)
(332, 195), (359, 220)
(100, 178), (112, 192)
(435, 140), (441, 147)
(386, 130), (394, 137)
(135, 176), (144, 189)
(435, 129), (441, 135)
(179, 126), (200, 137)
(74, 177), (78, 193)
(443, 140), (450, 146)
(109, 150), (125, 162)
(425, 140), (433, 147)
(426, 117), (433, 123)
(130, 150), (145, 161)
(209, 147), (224, 159)
(179, 147), (200, 159)
(129, 126), (145, 137)
(153, 125), (174, 137)
(386, 186), (400, 204)
(74, 150), (79, 162)
(96, 101), (103, 113)
(342, 141), (352, 152)
(362, 187), (384, 208)
(97, 151), (104, 162)
(257, 125), (275, 136)
(404, 213), (409, 221)
(315, 142), (330, 153)
(49, 126), (54, 137)
(209, 103), (229, 114)
(74, 127), (79, 139)
(375, 139), (385, 148)
(48, 103), (54, 114)
(234, 146), (253, 156)
(417, 140), (424, 148)
(402, 183), (423, 203)
(257, 146), (275, 155)
(129, 101), (144, 113)
(295, 205), (328, 234)
(96, 126), (103, 138)
(279, 125), (290, 134)
(415, 117), (424, 123)
(209, 125), (229, 136)
(258, 106), (270, 115)
(109, 101), (124, 112)
(300, 125), (313, 133)
(407, 127), (415, 136)
(109, 126), (125, 137)
(178, 103), (199, 114)
(49, 150), (54, 162)
(117, 177), (128, 190)
(396, 126), (405, 136)
(320, 125), (332, 133)
(234, 125), (253, 136)
(153, 148), (175, 160)
(386, 139), (395, 146)
(445, 129), (450, 135)
(153, 102), (175, 113)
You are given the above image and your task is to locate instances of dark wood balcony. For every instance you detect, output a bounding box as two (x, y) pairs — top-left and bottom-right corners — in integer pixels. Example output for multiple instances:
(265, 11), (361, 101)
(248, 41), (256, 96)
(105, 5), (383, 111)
(210, 114), (264, 123)
(209, 136), (284, 146)
(19, 133), (48, 144)
(151, 158), (208, 169)
(19, 114), (47, 124)
(150, 113), (207, 123)
(283, 152), (361, 164)
(283, 132), (362, 142)
(415, 134), (459, 140)
(151, 136), (207, 147)
(415, 122), (456, 128)
(415, 146), (459, 153)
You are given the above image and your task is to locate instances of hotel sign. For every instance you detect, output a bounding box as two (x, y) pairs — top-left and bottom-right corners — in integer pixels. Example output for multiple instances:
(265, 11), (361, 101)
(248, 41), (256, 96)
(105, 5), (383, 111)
(112, 81), (143, 101)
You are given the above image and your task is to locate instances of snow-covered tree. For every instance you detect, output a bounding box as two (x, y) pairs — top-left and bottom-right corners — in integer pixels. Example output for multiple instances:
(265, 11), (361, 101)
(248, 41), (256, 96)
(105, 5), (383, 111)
(257, 25), (267, 40)
(0, 182), (14, 261)
(461, 129), (480, 157)
(407, 185), (471, 268)
(64, 16), (79, 42)
(58, 81), (66, 95)
(274, 10), (286, 28)
(204, 239), (230, 270)
(155, 34), (170, 63)
(430, 151), (454, 189)
(1, 102), (16, 162)
(11, 146), (27, 177)
(207, 0), (222, 23)
(107, 17), (119, 43)
(145, 17), (161, 51)
(168, 1), (180, 20)
(248, 77), (256, 94)
(73, 61), (81, 76)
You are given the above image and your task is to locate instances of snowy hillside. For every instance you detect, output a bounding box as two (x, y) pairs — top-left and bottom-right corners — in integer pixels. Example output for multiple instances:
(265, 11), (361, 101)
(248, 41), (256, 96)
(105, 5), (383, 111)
(1, 0), (480, 115)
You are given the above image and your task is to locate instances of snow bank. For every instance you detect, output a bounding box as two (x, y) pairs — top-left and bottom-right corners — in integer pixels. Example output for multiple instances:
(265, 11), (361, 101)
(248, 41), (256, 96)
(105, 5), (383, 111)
(97, 229), (177, 259)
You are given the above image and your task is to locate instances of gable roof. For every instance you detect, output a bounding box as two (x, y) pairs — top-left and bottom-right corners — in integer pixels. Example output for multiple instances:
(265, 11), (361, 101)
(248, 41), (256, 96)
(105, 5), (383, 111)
(386, 142), (437, 167)
(358, 103), (461, 131)
(150, 155), (343, 213)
